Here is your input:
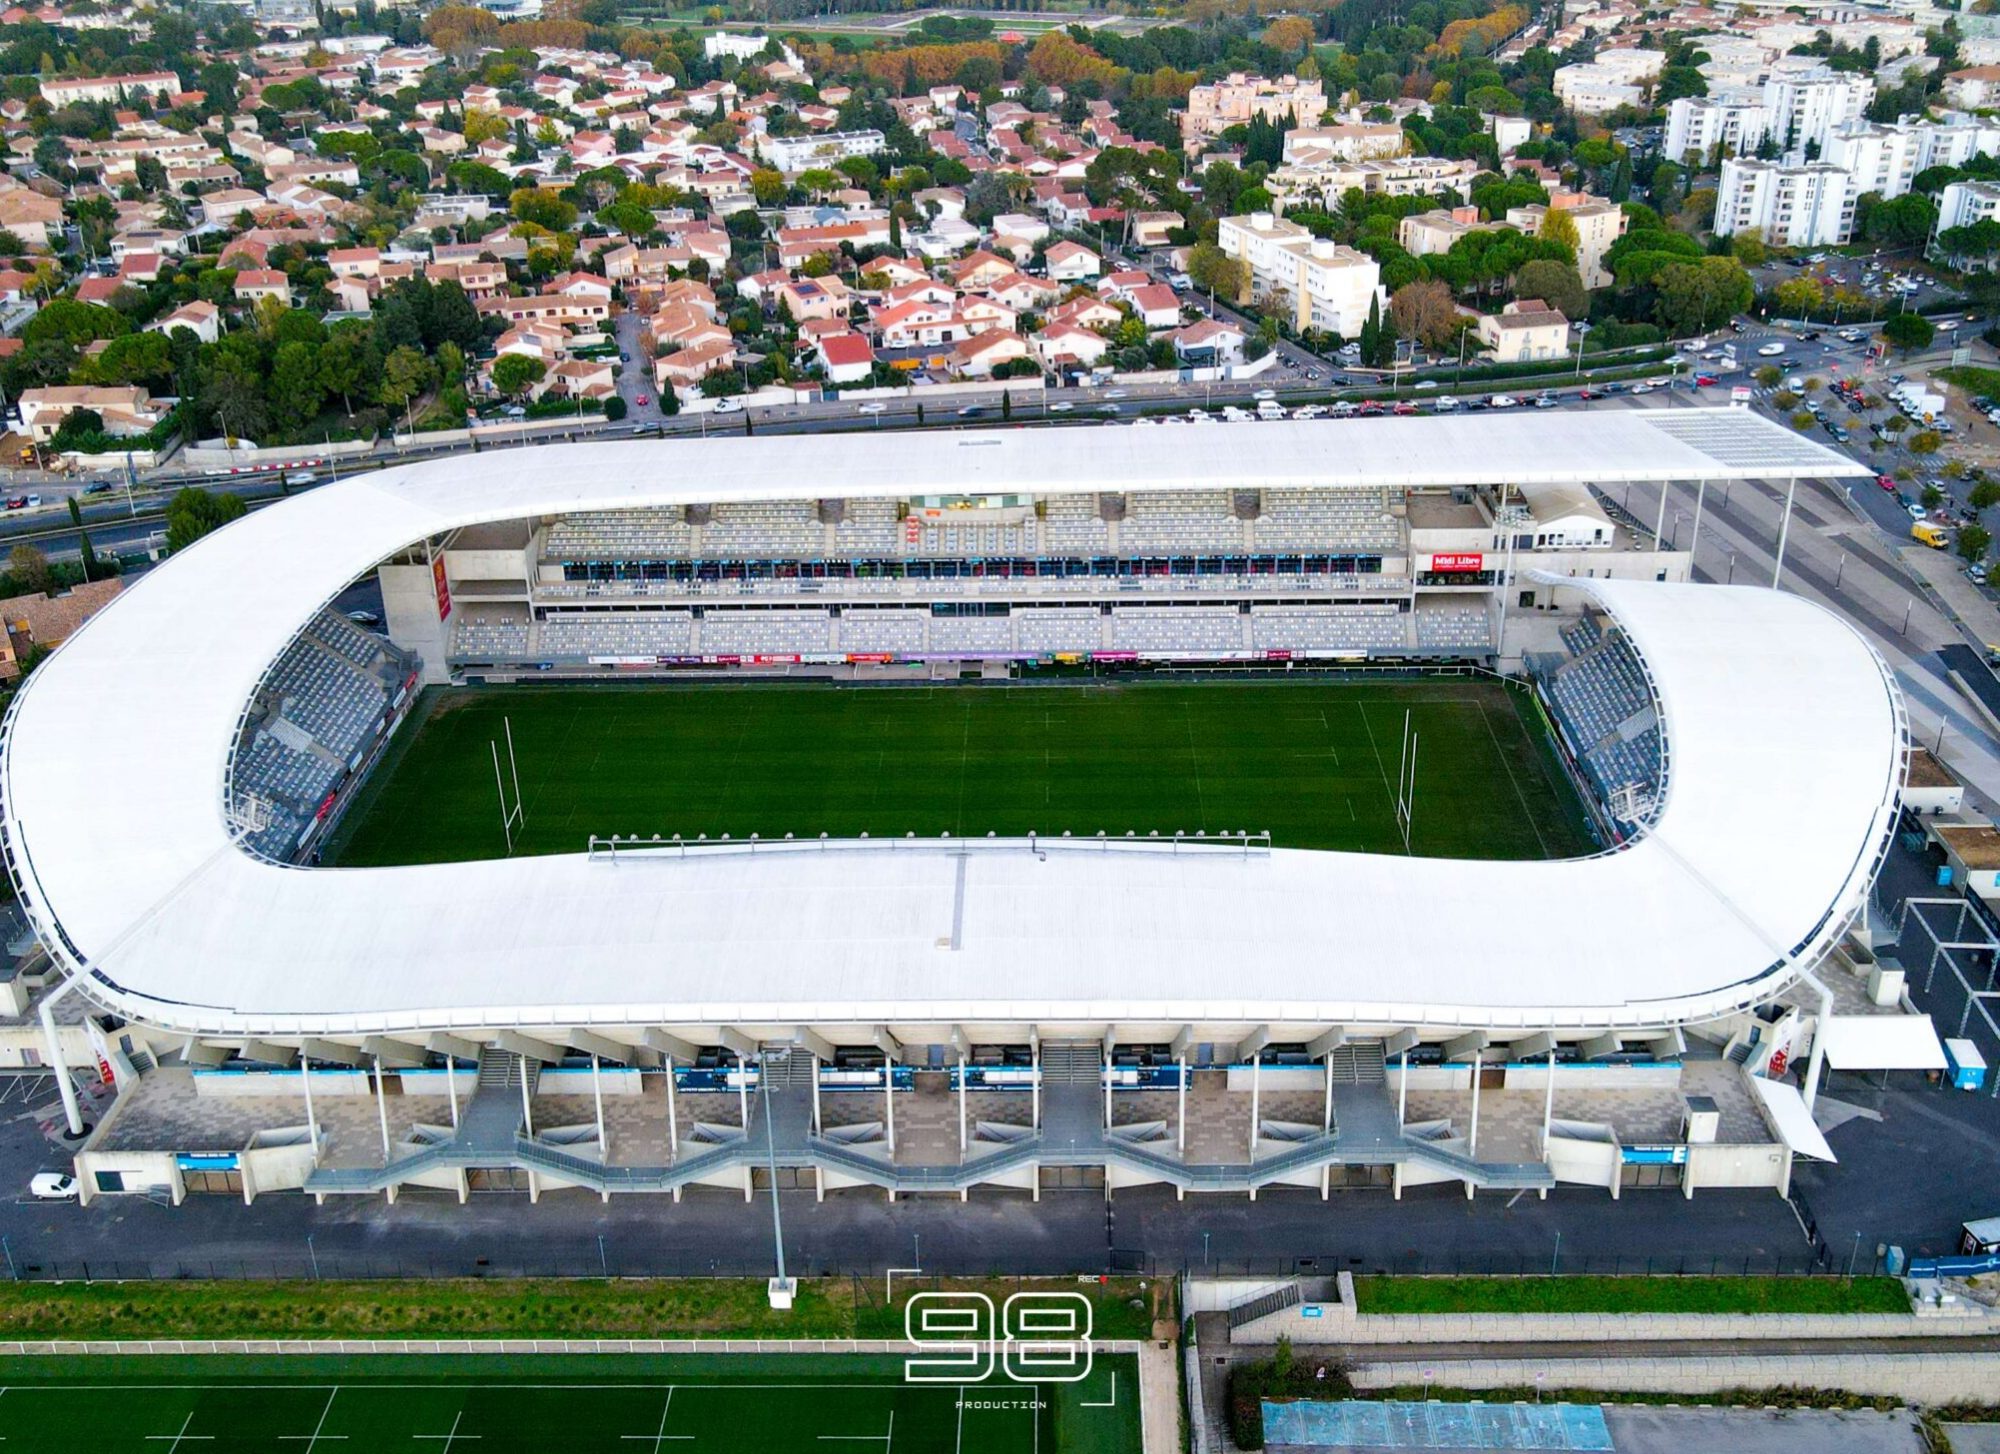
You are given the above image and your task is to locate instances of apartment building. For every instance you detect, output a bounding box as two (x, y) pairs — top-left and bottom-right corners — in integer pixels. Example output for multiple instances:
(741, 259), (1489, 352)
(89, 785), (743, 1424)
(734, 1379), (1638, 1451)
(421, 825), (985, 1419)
(1281, 123), (1406, 164)
(1664, 94), (1770, 167)
(1506, 195), (1628, 291)
(1763, 64), (1874, 152)
(1822, 122), (1923, 201)
(1265, 155), (1480, 212)
(1181, 73), (1327, 144)
(1552, 50), (1664, 114)
(753, 130), (886, 175)
(1217, 212), (1384, 337)
(38, 71), (177, 107)
(1715, 157), (1855, 245)
(1939, 178), (2000, 231)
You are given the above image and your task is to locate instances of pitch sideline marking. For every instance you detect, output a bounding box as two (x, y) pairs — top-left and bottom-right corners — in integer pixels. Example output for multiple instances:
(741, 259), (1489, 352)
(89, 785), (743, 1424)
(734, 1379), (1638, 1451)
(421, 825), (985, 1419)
(818, 1410), (893, 1446)
(1080, 1371), (1117, 1409)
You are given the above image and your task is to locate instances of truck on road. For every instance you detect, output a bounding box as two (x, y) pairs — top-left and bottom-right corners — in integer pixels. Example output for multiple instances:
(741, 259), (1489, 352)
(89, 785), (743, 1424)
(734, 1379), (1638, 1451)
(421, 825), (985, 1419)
(1913, 521), (1949, 548)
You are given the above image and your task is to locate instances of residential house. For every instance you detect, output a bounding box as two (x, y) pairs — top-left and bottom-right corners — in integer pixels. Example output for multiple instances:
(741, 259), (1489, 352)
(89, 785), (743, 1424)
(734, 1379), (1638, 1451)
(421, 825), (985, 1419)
(1476, 299), (1570, 363)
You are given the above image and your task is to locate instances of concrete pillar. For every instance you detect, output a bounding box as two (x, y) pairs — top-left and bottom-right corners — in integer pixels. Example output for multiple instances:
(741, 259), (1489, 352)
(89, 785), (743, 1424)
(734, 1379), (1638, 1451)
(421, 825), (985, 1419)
(374, 1058), (393, 1165)
(1177, 1054), (1187, 1155)
(37, 991), (84, 1138)
(1031, 1040), (1041, 1130)
(810, 1054), (822, 1135)
(1103, 1055), (1112, 1130)
(1542, 1047), (1556, 1155)
(738, 1059), (750, 1137)
(1398, 1050), (1409, 1131)
(885, 1062), (896, 1155)
(1467, 1050), (1481, 1160)
(1249, 1053), (1261, 1156)
(301, 1054), (319, 1155)
(591, 1053), (607, 1158)
(665, 1056), (679, 1163)
(445, 1056), (459, 1129)
(1322, 1053), (1333, 1134)
(520, 1059), (534, 1138)
(957, 1054), (967, 1155)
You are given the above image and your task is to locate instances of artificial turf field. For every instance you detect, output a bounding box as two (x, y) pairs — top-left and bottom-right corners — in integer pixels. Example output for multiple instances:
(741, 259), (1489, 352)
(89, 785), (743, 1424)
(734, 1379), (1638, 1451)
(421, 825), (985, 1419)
(0, 1352), (1141, 1453)
(324, 677), (1596, 867)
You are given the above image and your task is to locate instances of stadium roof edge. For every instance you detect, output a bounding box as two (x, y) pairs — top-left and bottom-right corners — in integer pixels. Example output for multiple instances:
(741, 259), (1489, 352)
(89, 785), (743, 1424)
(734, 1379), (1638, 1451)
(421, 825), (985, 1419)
(0, 414), (1903, 1038)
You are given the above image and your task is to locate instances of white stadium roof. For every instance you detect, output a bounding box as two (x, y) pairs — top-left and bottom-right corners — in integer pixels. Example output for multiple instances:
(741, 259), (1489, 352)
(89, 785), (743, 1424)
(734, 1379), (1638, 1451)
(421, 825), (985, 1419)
(0, 412), (1902, 1039)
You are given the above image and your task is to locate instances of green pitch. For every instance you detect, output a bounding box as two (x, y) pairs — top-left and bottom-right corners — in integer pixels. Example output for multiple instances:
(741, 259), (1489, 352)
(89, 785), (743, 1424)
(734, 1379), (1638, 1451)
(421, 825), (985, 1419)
(0, 1352), (1140, 1454)
(324, 678), (1594, 867)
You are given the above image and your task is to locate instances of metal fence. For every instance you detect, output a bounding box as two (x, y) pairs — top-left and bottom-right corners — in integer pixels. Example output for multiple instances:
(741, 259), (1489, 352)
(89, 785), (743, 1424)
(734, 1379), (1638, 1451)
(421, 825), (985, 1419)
(0, 1245), (1847, 1284)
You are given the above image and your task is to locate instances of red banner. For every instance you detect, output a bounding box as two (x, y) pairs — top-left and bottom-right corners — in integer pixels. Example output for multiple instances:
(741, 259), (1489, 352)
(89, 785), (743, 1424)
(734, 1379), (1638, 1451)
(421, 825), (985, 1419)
(1429, 553), (1484, 572)
(432, 554), (452, 620)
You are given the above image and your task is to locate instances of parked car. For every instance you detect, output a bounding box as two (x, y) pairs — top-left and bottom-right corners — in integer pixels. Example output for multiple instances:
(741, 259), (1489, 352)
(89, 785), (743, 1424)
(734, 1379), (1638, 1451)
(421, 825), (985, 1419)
(1694, 374), (1719, 387)
(1878, 475), (1899, 491)
(1488, 394), (1519, 408)
(712, 398), (743, 414)
(29, 1172), (77, 1200)
(1757, 342), (1786, 357)
(857, 402), (887, 414)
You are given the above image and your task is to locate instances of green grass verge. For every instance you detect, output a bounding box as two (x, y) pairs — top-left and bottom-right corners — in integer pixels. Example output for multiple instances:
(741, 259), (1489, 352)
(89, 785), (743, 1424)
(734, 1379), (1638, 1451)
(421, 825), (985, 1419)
(1349, 1275), (1911, 1316)
(0, 1352), (1141, 1454)
(0, 1276), (1157, 1342)
(322, 678), (1594, 867)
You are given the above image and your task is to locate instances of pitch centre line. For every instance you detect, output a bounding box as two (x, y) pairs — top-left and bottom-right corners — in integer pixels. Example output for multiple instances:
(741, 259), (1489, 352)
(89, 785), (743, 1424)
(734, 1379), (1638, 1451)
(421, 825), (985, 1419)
(414, 1411), (478, 1450)
(280, 1387), (346, 1451)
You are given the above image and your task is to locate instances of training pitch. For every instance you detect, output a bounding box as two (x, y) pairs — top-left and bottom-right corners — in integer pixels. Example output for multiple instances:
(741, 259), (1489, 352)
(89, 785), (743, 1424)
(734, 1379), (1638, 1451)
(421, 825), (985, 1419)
(0, 1352), (1141, 1453)
(325, 678), (1595, 867)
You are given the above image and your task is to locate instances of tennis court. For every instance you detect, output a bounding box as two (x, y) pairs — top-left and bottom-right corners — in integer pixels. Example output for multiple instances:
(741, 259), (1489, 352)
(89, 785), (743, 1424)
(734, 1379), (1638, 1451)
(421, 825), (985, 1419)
(0, 1352), (1140, 1454)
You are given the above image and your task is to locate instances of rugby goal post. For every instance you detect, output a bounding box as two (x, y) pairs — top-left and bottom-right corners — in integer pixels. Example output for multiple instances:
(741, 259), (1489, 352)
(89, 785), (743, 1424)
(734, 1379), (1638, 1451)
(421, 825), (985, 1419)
(1395, 708), (1419, 856)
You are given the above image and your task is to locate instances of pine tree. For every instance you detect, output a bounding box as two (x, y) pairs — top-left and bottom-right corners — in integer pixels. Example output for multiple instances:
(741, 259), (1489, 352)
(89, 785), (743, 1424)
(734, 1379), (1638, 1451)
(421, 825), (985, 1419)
(1360, 295), (1381, 371)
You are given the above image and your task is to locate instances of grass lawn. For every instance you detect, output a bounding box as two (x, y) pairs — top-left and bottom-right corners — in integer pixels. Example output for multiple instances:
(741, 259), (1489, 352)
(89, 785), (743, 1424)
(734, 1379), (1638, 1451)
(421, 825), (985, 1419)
(0, 1276), (1157, 1343)
(1349, 1275), (1911, 1316)
(0, 1352), (1141, 1453)
(323, 678), (1593, 867)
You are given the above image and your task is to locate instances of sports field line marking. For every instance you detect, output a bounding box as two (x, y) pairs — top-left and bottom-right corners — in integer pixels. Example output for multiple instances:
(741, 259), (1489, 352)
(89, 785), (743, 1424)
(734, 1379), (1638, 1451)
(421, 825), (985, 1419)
(145, 1412), (213, 1450)
(280, 1386), (347, 1449)
(413, 1410), (478, 1449)
(1474, 699), (1551, 858)
(1354, 704), (1399, 845)
(1080, 1371), (1117, 1409)
(622, 1386), (691, 1448)
(819, 1411), (892, 1447)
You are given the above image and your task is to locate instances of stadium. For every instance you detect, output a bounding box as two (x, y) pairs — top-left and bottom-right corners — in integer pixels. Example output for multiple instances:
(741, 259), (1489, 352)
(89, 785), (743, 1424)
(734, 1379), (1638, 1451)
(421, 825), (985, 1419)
(0, 410), (1915, 1210)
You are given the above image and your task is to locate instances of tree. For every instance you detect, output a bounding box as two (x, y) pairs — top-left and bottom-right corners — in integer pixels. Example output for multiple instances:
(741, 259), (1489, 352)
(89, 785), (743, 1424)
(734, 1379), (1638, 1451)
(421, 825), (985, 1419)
(164, 487), (247, 554)
(1536, 208), (1580, 256)
(1882, 312), (1935, 354)
(1653, 257), (1752, 336)
(604, 396), (628, 422)
(379, 345), (433, 423)
(318, 331), (368, 414)
(750, 168), (786, 206)
(1513, 259), (1586, 322)
(7, 544), (52, 596)
(1910, 429), (1943, 454)
(1923, 483), (1946, 510)
(1970, 480), (2000, 512)
(1960, 523), (1993, 565)
(1389, 279), (1459, 350)
(1187, 241), (1246, 301)
(1001, 389), (1013, 421)
(269, 342), (326, 437)
(67, 498), (98, 582)
(492, 353), (548, 400)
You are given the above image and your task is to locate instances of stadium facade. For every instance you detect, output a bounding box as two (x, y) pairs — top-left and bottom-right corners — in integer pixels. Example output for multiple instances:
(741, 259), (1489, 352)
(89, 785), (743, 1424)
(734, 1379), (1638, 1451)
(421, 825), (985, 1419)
(0, 411), (1914, 1208)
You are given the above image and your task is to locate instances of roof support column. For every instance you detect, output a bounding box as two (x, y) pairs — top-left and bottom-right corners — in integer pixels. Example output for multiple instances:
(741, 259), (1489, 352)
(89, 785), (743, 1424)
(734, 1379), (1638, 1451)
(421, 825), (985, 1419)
(1775, 474), (1797, 589)
(1031, 1031), (1041, 1132)
(1688, 475), (1708, 568)
(1802, 970), (1834, 1110)
(1177, 1051), (1188, 1155)
(1543, 1045), (1556, 1156)
(445, 1053), (459, 1130)
(373, 1056), (393, 1166)
(1467, 1047), (1482, 1162)
(591, 1053), (607, 1159)
(958, 1050), (967, 1157)
(1248, 1051), (1261, 1158)
(38, 981), (84, 1139)
(301, 1052), (319, 1155)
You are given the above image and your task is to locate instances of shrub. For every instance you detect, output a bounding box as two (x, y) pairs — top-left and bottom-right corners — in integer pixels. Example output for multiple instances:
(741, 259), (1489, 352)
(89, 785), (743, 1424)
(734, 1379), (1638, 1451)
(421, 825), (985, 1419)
(1227, 1339), (1350, 1450)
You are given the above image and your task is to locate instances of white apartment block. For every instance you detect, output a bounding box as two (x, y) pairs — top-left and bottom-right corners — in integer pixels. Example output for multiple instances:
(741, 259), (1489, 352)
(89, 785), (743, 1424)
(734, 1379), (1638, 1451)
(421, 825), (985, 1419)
(1822, 122), (1922, 201)
(1763, 65), (1874, 152)
(1181, 73), (1326, 143)
(1218, 212), (1385, 338)
(1553, 48), (1666, 114)
(1265, 155), (1480, 212)
(1506, 196), (1629, 291)
(1939, 178), (2000, 231)
(1664, 94), (1769, 166)
(704, 32), (801, 66)
(1716, 157), (1856, 245)
(38, 71), (178, 107)
(1281, 123), (1406, 165)
(753, 130), (886, 175)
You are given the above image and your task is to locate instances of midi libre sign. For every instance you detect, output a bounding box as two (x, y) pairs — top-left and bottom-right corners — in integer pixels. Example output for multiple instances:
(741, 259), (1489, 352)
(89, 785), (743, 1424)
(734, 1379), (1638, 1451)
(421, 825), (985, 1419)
(1429, 553), (1484, 572)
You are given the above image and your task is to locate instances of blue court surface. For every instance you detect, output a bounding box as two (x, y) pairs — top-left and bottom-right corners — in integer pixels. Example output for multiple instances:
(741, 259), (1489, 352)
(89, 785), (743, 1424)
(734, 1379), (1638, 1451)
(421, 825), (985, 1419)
(1264, 1399), (1614, 1452)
